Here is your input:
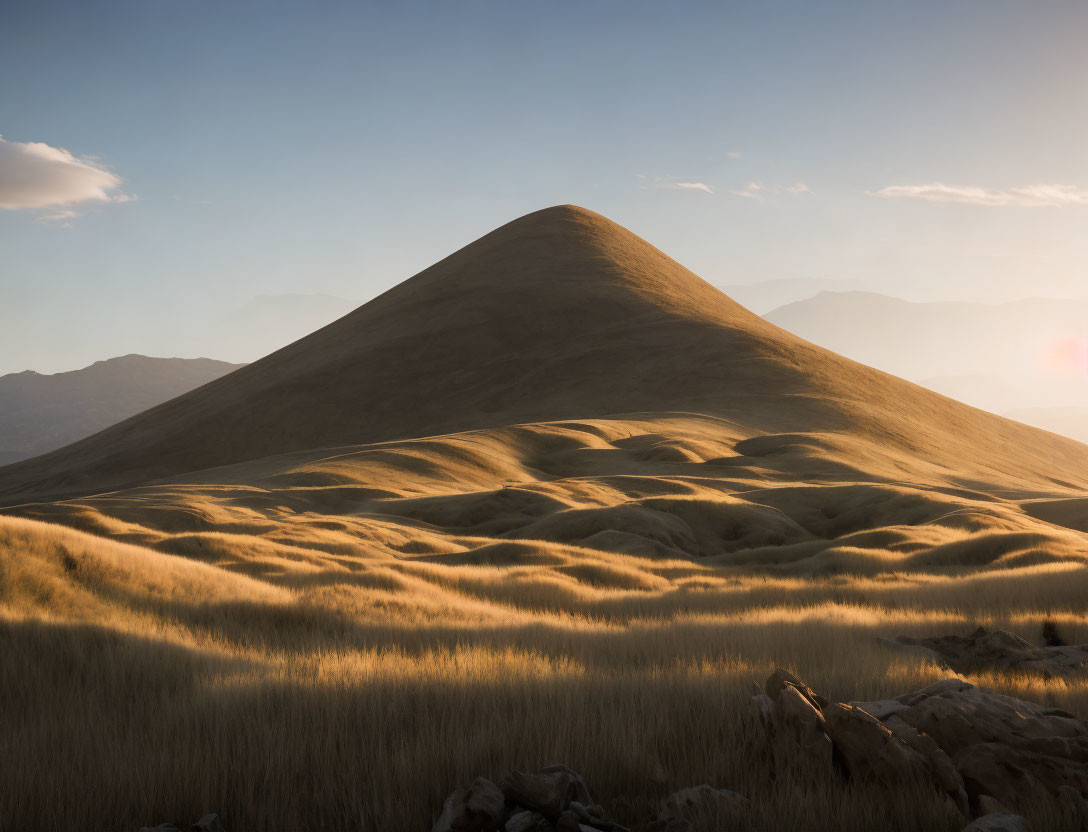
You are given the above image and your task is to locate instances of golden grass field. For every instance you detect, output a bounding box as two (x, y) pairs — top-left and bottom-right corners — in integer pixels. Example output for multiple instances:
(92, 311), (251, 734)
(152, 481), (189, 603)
(4, 413), (1088, 831)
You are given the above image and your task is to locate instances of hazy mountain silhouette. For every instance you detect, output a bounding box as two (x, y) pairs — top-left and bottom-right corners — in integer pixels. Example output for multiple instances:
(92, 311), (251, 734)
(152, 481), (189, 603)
(0, 355), (242, 465)
(765, 291), (1088, 381)
(717, 277), (864, 314)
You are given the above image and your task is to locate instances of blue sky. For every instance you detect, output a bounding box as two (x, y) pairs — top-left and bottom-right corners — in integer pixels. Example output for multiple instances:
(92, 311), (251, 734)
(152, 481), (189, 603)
(3, 0), (1088, 374)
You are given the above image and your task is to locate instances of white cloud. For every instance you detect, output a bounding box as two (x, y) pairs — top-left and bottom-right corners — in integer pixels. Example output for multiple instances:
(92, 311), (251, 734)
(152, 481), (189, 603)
(730, 181), (811, 200)
(727, 151), (742, 159)
(0, 135), (127, 213)
(871, 182), (1088, 207)
(658, 181), (714, 194)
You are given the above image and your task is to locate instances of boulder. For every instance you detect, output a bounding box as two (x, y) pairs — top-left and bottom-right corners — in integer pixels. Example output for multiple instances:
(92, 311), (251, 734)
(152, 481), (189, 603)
(889, 627), (1088, 678)
(657, 785), (748, 826)
(433, 777), (507, 832)
(190, 815), (225, 832)
(438, 766), (747, 832)
(504, 811), (548, 832)
(568, 801), (605, 822)
(756, 670), (1088, 818)
(856, 679), (1088, 813)
(754, 668), (833, 768)
(960, 812), (1029, 832)
(500, 765), (595, 822)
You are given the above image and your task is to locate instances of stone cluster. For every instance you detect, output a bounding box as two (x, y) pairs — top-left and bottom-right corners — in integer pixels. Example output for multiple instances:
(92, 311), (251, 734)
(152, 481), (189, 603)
(888, 626), (1088, 678)
(753, 668), (1088, 823)
(432, 764), (747, 832)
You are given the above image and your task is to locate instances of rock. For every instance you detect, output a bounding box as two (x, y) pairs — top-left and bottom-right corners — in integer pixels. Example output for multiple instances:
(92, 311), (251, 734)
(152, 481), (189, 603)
(190, 815), (225, 832)
(960, 812), (1029, 832)
(568, 802), (597, 822)
(433, 777), (507, 832)
(764, 667), (828, 709)
(139, 825), (182, 832)
(500, 765), (595, 822)
(657, 785), (748, 825)
(756, 669), (1088, 817)
(504, 811), (547, 832)
(755, 668), (833, 768)
(860, 680), (1088, 813)
(567, 801), (618, 830)
(889, 627), (1088, 678)
(466, 778), (506, 822)
(823, 703), (926, 781)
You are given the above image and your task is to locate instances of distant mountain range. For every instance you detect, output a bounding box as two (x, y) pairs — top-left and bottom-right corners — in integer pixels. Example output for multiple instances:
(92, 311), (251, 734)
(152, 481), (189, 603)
(765, 292), (1088, 432)
(0, 355), (243, 465)
(766, 292), (1088, 380)
(717, 278), (864, 315)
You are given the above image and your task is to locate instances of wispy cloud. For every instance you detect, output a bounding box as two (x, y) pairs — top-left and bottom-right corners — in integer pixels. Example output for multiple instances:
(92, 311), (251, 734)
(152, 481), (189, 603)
(730, 181), (811, 200)
(658, 181), (714, 194)
(727, 151), (742, 160)
(0, 135), (129, 219)
(871, 182), (1088, 207)
(37, 208), (78, 227)
(637, 175), (715, 194)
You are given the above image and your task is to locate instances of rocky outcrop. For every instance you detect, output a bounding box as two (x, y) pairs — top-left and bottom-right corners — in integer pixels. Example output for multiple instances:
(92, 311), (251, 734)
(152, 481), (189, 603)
(434, 777), (508, 832)
(754, 669), (1088, 818)
(433, 765), (632, 832)
(433, 766), (750, 832)
(888, 627), (1088, 678)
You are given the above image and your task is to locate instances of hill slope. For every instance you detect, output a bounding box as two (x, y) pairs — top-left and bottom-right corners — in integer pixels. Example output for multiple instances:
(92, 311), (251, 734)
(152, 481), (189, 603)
(0, 355), (242, 465)
(2, 205), (1087, 505)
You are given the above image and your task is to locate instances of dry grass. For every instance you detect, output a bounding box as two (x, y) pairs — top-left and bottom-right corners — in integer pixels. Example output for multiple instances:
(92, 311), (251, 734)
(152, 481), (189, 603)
(3, 513), (1088, 832)
(4, 416), (1088, 830)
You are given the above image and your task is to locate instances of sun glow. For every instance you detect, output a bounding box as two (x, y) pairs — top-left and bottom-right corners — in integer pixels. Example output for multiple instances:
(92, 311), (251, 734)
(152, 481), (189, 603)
(1040, 336), (1088, 376)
